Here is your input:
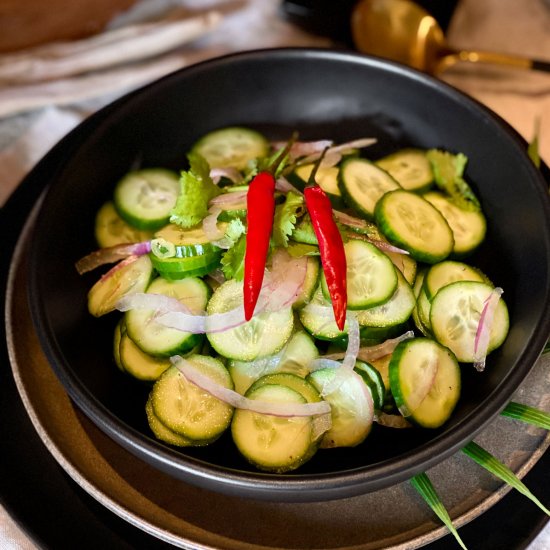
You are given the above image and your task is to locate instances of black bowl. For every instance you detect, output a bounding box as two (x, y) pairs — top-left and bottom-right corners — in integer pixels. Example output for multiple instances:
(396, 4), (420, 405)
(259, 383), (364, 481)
(28, 48), (550, 502)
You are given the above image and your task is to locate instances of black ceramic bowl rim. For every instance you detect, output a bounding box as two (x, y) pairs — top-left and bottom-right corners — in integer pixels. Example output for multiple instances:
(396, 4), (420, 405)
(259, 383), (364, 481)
(27, 48), (550, 502)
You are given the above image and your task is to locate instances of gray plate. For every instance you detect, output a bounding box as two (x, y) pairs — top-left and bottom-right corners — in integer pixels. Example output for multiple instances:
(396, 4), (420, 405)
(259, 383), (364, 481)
(7, 203), (550, 549)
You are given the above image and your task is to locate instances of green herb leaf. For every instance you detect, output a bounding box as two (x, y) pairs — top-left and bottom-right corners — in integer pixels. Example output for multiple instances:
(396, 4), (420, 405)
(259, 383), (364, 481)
(501, 401), (550, 430)
(544, 340), (550, 355)
(170, 152), (222, 228)
(462, 442), (550, 516)
(426, 149), (481, 212)
(220, 234), (246, 281)
(224, 218), (246, 248)
(286, 242), (320, 257)
(410, 473), (468, 550)
(273, 191), (305, 248)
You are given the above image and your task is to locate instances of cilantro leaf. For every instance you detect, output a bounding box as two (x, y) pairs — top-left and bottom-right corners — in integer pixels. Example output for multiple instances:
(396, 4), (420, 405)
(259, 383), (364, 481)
(224, 218), (246, 247)
(170, 152), (221, 228)
(426, 149), (481, 211)
(220, 234), (246, 281)
(273, 191), (305, 248)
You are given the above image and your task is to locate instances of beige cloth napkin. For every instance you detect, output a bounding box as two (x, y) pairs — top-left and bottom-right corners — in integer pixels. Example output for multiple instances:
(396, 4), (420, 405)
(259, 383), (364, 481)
(0, 0), (549, 548)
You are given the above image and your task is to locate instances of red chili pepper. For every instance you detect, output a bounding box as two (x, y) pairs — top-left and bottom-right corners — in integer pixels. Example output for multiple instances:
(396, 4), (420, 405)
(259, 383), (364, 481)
(243, 171), (276, 320)
(304, 153), (347, 331)
(243, 135), (297, 321)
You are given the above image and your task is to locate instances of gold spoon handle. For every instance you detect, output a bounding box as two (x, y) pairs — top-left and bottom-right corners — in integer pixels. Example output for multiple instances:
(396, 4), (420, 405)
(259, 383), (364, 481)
(437, 49), (550, 74)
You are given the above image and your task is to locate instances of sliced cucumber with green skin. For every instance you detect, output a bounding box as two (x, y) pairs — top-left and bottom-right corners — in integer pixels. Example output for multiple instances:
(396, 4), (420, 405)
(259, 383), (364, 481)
(228, 330), (318, 394)
(150, 223), (223, 279)
(430, 281), (509, 363)
(290, 163), (344, 208)
(375, 189), (454, 264)
(375, 149), (433, 192)
(384, 249), (417, 286)
(125, 276), (209, 357)
(231, 384), (316, 473)
(293, 256), (320, 309)
(338, 157), (401, 220)
(248, 373), (322, 404)
(113, 320), (125, 372)
(119, 330), (171, 381)
(321, 239), (398, 310)
(206, 279), (294, 361)
(299, 287), (348, 344)
(423, 260), (489, 302)
(354, 361), (386, 411)
(95, 201), (153, 248)
(411, 268), (433, 337)
(191, 126), (269, 170)
(354, 268), (415, 328)
(307, 367), (373, 448)
(146, 396), (208, 447)
(113, 168), (180, 231)
(389, 338), (461, 428)
(152, 356), (233, 441)
(423, 191), (487, 257)
(88, 254), (154, 317)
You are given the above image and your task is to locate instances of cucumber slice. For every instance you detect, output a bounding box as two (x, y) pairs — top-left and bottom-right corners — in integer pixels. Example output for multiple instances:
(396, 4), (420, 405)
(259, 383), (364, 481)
(125, 276), (209, 357)
(423, 260), (489, 301)
(231, 384), (316, 472)
(291, 163), (344, 208)
(307, 367), (373, 448)
(389, 338), (461, 428)
(206, 279), (294, 360)
(321, 239), (397, 310)
(354, 268), (415, 328)
(338, 157), (401, 220)
(375, 148), (433, 192)
(113, 320), (125, 372)
(384, 249), (417, 285)
(146, 396), (211, 447)
(95, 201), (153, 248)
(88, 254), (154, 317)
(113, 168), (180, 231)
(191, 126), (269, 170)
(423, 191), (487, 257)
(354, 361), (386, 411)
(375, 189), (454, 264)
(228, 330), (319, 394)
(119, 331), (171, 381)
(430, 281), (509, 363)
(411, 268), (433, 337)
(248, 372), (322, 404)
(151, 356), (233, 441)
(293, 256), (320, 309)
(299, 287), (348, 344)
(150, 223), (223, 279)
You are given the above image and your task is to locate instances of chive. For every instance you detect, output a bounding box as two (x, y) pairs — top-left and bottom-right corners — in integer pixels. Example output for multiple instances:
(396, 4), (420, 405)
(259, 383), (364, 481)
(501, 402), (550, 430)
(410, 473), (468, 550)
(462, 442), (550, 516)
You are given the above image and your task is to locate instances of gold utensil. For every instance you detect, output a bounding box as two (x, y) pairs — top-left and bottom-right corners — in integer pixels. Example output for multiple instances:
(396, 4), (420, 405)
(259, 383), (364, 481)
(351, 0), (550, 75)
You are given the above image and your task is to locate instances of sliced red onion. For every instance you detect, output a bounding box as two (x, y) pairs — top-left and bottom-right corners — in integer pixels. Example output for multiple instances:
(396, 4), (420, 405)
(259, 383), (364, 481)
(210, 167), (242, 185)
(324, 330), (415, 362)
(299, 137), (377, 166)
(272, 139), (333, 161)
(75, 241), (151, 275)
(202, 206), (227, 244)
(172, 356), (331, 417)
(375, 412), (413, 429)
(473, 287), (504, 372)
(209, 190), (248, 208)
(333, 210), (376, 231)
(98, 254), (140, 282)
(117, 253), (307, 335)
(346, 231), (410, 255)
(397, 349), (439, 418)
(206, 269), (226, 286)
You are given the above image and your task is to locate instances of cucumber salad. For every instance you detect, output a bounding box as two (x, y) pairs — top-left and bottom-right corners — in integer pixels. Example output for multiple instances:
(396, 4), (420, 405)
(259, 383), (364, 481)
(77, 126), (509, 473)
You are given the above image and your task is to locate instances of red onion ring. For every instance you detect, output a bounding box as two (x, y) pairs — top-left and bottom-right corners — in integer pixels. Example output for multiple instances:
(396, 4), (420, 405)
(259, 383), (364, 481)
(75, 241), (151, 274)
(473, 287), (503, 372)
